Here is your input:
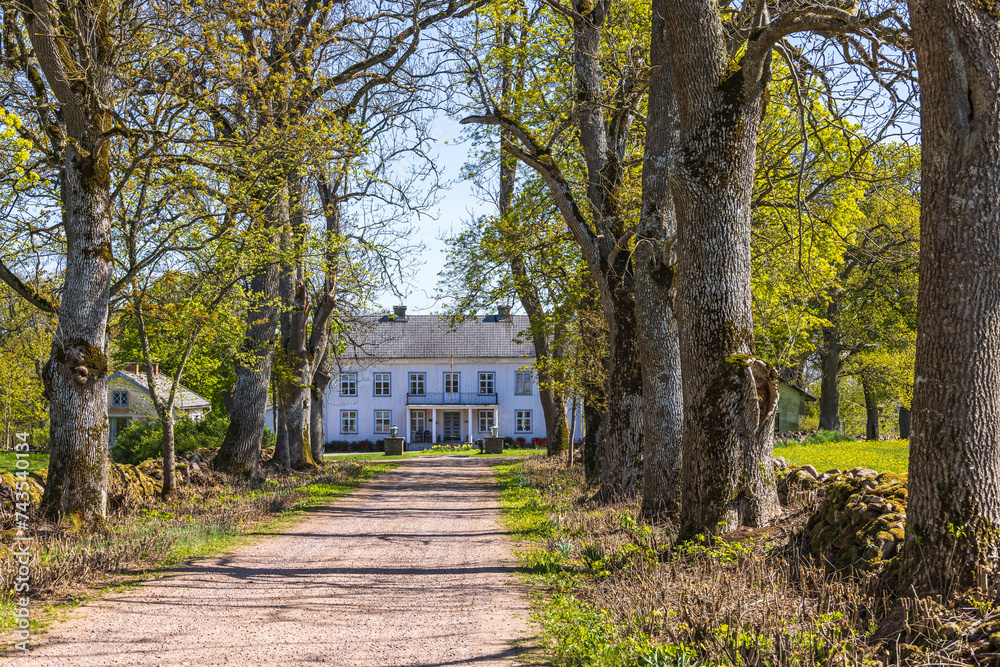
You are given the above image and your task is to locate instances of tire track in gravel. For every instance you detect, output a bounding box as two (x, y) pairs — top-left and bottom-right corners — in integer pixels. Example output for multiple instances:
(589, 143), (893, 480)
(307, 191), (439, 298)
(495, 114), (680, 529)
(7, 457), (533, 666)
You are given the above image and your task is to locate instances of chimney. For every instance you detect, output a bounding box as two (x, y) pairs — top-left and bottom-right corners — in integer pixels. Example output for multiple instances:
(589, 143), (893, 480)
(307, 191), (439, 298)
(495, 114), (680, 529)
(392, 305), (407, 321)
(497, 305), (511, 320)
(122, 362), (158, 375)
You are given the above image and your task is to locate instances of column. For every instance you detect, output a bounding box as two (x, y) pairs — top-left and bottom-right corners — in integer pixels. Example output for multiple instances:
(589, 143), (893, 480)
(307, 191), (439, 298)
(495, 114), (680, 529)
(430, 408), (437, 444)
(406, 408), (411, 443)
(468, 407), (473, 442)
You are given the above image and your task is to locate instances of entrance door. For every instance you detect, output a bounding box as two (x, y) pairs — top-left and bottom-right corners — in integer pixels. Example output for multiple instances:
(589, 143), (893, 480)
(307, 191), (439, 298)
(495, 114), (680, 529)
(443, 411), (461, 442)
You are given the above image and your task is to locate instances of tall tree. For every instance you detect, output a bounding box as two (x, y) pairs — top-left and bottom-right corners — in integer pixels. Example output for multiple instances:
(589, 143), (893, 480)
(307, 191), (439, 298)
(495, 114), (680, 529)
(194, 0), (477, 477)
(0, 0), (152, 525)
(635, 0), (683, 518)
(659, 0), (907, 538)
(462, 0), (651, 498)
(903, 0), (1000, 596)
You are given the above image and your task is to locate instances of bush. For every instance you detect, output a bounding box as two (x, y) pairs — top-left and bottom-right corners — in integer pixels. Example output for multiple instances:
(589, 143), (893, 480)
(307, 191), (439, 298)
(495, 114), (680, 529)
(799, 429), (855, 446)
(112, 410), (230, 465)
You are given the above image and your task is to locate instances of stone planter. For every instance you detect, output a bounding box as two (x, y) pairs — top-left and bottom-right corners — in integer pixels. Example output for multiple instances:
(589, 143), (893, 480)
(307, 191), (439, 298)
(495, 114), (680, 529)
(484, 437), (504, 454)
(384, 437), (405, 456)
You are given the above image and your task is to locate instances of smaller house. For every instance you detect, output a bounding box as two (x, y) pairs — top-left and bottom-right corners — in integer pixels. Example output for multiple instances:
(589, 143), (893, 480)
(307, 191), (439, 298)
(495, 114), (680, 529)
(776, 378), (817, 432)
(107, 363), (212, 444)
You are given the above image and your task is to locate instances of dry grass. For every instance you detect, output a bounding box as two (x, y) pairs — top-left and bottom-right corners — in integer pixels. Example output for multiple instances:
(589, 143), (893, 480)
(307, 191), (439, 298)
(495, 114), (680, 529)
(0, 460), (391, 627)
(508, 457), (993, 667)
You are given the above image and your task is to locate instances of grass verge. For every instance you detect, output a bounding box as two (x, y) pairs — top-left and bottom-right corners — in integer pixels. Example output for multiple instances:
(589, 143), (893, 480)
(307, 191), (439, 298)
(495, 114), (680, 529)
(494, 461), (682, 666)
(492, 457), (971, 667)
(1, 460), (396, 652)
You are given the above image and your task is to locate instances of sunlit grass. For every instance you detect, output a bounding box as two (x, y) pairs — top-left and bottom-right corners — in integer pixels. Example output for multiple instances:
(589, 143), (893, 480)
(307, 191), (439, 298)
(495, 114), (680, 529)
(0, 452), (49, 472)
(773, 438), (909, 474)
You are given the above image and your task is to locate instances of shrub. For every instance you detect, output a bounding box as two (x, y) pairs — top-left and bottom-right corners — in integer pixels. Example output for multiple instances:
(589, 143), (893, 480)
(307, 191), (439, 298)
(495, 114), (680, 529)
(800, 430), (855, 446)
(112, 410), (230, 465)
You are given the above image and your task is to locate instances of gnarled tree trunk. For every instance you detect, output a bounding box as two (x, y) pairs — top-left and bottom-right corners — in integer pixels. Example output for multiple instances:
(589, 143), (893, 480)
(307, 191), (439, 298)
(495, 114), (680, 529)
(902, 0), (1000, 596)
(663, 1), (780, 539)
(41, 155), (112, 526)
(311, 352), (332, 462)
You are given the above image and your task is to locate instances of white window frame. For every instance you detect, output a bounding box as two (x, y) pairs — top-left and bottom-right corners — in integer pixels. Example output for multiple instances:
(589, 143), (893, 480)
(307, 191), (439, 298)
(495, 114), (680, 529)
(515, 371), (532, 396)
(374, 410), (392, 433)
(410, 410), (426, 433)
(341, 410), (358, 434)
(478, 372), (495, 395)
(444, 372), (460, 394)
(478, 409), (495, 433)
(112, 390), (129, 407)
(374, 373), (391, 396)
(409, 372), (426, 396)
(340, 373), (358, 396)
(515, 410), (532, 433)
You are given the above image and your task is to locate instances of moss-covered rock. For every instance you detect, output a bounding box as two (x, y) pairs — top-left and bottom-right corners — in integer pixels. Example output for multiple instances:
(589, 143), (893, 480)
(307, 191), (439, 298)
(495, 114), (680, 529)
(0, 463), (161, 520)
(805, 469), (908, 572)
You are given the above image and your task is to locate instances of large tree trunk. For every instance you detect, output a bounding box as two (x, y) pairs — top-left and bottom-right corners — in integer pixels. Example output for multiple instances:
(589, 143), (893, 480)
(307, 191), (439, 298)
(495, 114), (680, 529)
(636, 0), (683, 520)
(863, 379), (879, 442)
(596, 290), (643, 498)
(898, 406), (910, 439)
(40, 153), (112, 526)
(311, 353), (332, 462)
(664, 5), (779, 539)
(583, 396), (603, 485)
(277, 181), (316, 470)
(214, 261), (280, 478)
(19, 2), (117, 527)
(902, 0), (1000, 596)
(818, 299), (843, 431)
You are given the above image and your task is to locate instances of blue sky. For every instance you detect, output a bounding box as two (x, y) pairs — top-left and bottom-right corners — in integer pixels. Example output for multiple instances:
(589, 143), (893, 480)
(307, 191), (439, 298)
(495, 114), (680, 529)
(377, 115), (489, 315)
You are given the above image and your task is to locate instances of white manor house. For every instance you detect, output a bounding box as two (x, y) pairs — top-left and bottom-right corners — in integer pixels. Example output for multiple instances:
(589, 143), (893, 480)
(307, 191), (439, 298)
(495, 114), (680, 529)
(323, 306), (577, 446)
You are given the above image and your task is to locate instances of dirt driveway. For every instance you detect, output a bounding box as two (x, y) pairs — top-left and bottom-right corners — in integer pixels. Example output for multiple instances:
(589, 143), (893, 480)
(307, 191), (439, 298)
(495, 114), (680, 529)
(9, 457), (532, 666)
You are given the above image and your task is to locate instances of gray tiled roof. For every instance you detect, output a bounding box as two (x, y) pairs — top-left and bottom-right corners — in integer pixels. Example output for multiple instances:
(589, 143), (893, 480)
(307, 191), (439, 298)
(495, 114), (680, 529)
(110, 371), (212, 409)
(342, 314), (536, 360)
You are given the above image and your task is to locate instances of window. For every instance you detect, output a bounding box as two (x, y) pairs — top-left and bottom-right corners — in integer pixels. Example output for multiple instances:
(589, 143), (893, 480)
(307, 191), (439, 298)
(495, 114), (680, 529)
(478, 372), (495, 395)
(515, 371), (532, 395)
(516, 410), (532, 433)
(375, 410), (392, 433)
(409, 372), (425, 396)
(374, 373), (391, 396)
(444, 372), (460, 394)
(341, 410), (358, 433)
(109, 417), (131, 444)
(112, 390), (129, 407)
(479, 409), (495, 433)
(340, 373), (357, 396)
(410, 410), (426, 434)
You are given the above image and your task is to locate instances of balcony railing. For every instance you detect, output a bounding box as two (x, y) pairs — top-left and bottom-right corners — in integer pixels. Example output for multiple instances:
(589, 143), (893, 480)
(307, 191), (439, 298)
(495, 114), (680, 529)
(406, 392), (498, 405)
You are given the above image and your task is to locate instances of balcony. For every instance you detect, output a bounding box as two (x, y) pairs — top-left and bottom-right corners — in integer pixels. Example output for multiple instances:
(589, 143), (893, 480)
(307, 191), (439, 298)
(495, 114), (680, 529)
(406, 392), (498, 406)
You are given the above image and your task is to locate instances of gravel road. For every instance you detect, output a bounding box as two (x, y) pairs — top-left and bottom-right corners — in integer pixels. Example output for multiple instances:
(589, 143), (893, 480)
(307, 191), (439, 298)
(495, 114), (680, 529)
(8, 457), (532, 666)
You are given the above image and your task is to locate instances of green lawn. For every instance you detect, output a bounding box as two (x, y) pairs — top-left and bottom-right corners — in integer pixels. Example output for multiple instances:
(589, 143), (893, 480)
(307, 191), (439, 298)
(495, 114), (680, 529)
(0, 451), (49, 472)
(324, 448), (548, 461)
(773, 438), (909, 474)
